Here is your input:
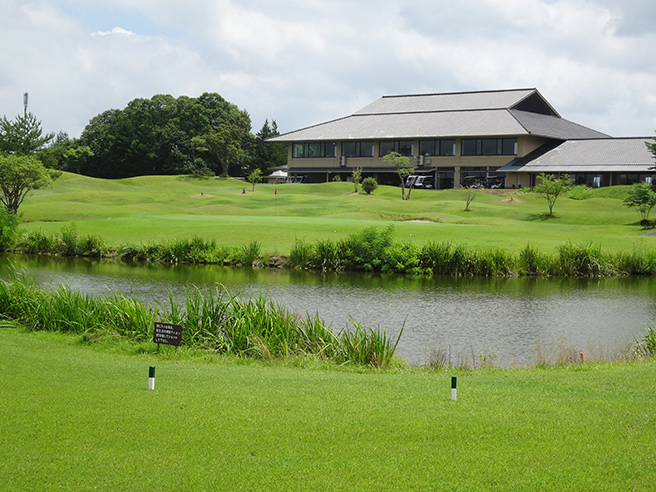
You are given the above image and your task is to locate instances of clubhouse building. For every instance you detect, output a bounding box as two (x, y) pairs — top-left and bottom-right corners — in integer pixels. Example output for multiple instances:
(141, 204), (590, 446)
(269, 88), (655, 188)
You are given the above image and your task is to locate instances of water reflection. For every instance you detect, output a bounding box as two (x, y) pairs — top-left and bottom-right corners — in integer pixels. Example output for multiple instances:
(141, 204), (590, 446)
(2, 255), (655, 366)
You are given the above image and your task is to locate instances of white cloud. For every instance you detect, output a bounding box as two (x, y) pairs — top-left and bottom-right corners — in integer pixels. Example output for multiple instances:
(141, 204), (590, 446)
(91, 27), (135, 37)
(0, 0), (654, 139)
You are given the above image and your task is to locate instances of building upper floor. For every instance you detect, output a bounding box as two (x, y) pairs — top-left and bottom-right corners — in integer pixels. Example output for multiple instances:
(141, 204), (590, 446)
(269, 88), (610, 171)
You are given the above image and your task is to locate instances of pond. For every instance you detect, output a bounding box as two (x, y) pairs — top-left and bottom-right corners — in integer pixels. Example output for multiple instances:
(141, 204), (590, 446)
(2, 255), (655, 366)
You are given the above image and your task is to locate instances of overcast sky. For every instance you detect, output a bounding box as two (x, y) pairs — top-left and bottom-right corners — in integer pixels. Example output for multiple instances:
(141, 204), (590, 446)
(1, 0), (655, 139)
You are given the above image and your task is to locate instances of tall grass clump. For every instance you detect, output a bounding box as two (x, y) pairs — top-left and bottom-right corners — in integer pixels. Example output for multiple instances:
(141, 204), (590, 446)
(288, 238), (314, 268)
(633, 323), (656, 359)
(236, 240), (262, 266)
(162, 236), (231, 264)
(116, 242), (164, 262)
(0, 271), (158, 341)
(555, 242), (614, 277)
(313, 239), (342, 271)
(518, 244), (551, 276)
(615, 246), (656, 275)
(339, 317), (404, 369)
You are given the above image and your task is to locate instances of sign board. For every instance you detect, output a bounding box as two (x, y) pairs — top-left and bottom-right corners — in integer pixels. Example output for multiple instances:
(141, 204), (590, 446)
(153, 322), (183, 347)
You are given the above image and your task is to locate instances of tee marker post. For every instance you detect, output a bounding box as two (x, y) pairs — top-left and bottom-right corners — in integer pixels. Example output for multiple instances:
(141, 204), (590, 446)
(148, 366), (156, 390)
(451, 375), (457, 401)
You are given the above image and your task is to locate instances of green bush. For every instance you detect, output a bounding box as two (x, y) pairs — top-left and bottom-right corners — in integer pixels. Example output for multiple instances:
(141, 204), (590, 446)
(361, 177), (378, 194)
(340, 225), (394, 272)
(567, 185), (593, 200)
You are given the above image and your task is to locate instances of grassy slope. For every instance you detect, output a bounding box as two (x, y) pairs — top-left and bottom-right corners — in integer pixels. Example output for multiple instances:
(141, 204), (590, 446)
(17, 173), (654, 255)
(1, 328), (655, 491)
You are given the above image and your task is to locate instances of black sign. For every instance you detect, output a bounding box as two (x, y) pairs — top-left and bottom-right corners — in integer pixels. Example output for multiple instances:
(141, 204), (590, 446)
(153, 322), (183, 347)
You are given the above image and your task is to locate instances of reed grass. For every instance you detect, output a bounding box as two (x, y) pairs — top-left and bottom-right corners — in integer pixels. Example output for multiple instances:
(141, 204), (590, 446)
(9, 223), (656, 277)
(0, 272), (399, 368)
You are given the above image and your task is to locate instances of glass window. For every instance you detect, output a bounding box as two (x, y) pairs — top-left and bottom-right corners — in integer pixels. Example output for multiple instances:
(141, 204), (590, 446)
(502, 138), (518, 155)
(324, 142), (336, 158)
(292, 142), (336, 158)
(380, 141), (396, 157)
(361, 142), (374, 157)
(398, 141), (413, 156)
(342, 142), (357, 157)
(306, 143), (321, 158)
(440, 140), (456, 156)
(481, 139), (497, 155)
(381, 140), (414, 157)
(462, 139), (478, 156)
(461, 138), (517, 156)
(343, 141), (374, 157)
(420, 140), (436, 156)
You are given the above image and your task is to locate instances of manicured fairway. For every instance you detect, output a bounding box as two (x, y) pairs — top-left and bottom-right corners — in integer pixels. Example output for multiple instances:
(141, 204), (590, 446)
(2, 328), (655, 491)
(17, 173), (655, 255)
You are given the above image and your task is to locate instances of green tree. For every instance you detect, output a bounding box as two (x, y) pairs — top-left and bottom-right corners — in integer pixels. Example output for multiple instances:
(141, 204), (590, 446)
(0, 154), (53, 214)
(251, 119), (287, 175)
(192, 124), (247, 177)
(383, 152), (416, 200)
(352, 167), (363, 193)
(0, 112), (54, 155)
(361, 177), (378, 194)
(624, 182), (656, 222)
(246, 168), (263, 191)
(534, 173), (571, 216)
(80, 93), (251, 178)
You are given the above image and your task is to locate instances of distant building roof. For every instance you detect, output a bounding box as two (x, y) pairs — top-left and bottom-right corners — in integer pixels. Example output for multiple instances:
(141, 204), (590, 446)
(499, 138), (655, 173)
(271, 88), (609, 142)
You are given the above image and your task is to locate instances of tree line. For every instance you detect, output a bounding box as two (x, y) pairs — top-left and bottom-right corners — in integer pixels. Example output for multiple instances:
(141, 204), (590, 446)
(2, 92), (287, 180)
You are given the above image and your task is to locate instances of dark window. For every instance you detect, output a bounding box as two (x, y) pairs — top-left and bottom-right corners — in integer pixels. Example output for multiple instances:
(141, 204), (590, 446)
(481, 139), (497, 155)
(380, 140), (414, 157)
(342, 141), (374, 157)
(342, 142), (357, 157)
(461, 138), (517, 156)
(462, 139), (479, 156)
(419, 140), (436, 156)
(292, 142), (336, 158)
(419, 139), (455, 156)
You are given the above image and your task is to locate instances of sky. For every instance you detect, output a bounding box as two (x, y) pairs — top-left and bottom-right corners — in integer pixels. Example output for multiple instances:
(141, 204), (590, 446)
(1, 0), (655, 139)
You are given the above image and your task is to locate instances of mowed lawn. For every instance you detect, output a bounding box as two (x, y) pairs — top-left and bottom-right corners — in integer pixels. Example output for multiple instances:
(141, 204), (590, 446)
(18, 173), (655, 255)
(1, 327), (655, 491)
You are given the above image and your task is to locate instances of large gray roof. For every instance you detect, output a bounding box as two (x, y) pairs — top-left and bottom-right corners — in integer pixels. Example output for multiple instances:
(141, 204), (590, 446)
(354, 88), (550, 115)
(271, 88), (608, 142)
(499, 138), (655, 173)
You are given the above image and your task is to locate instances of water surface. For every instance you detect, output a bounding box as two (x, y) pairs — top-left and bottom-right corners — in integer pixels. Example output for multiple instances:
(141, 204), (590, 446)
(2, 255), (654, 366)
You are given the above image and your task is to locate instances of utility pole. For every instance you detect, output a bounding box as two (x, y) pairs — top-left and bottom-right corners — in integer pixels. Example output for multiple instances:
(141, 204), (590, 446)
(23, 92), (28, 116)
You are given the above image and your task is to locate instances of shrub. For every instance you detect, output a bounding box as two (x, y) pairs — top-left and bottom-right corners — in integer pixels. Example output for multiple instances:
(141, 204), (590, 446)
(340, 225), (394, 271)
(361, 177), (378, 194)
(568, 185), (593, 200)
(382, 243), (422, 274)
